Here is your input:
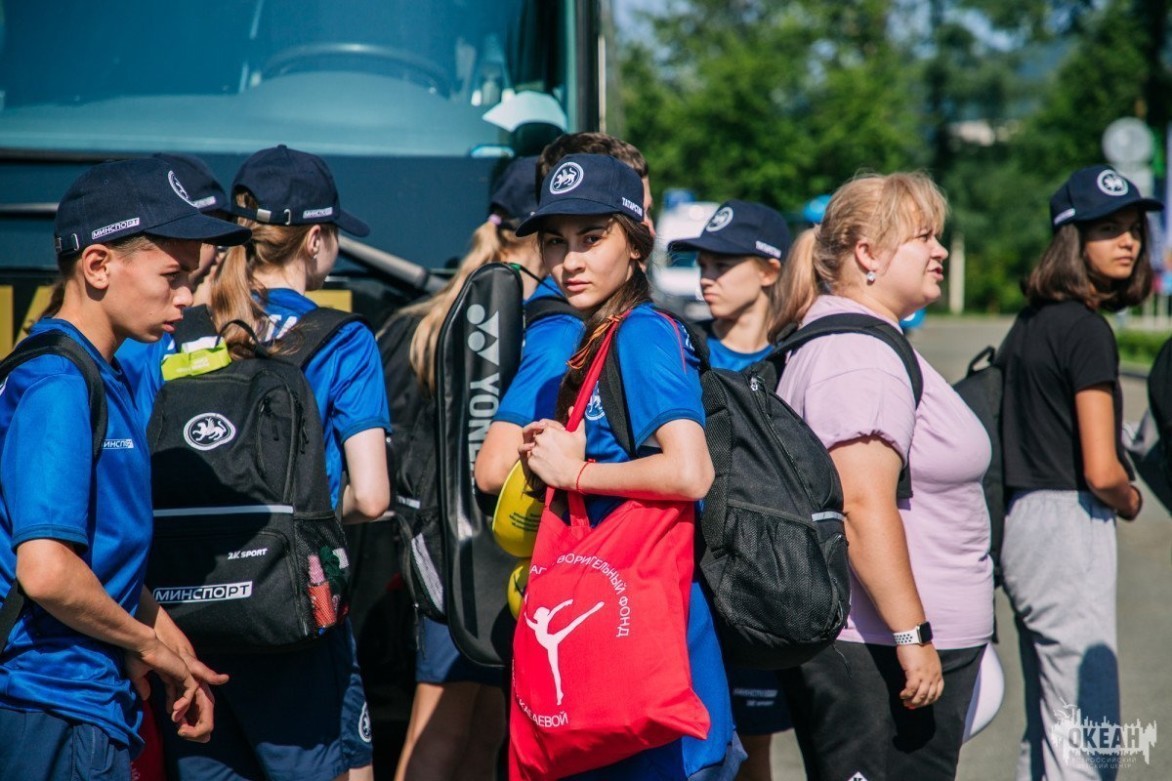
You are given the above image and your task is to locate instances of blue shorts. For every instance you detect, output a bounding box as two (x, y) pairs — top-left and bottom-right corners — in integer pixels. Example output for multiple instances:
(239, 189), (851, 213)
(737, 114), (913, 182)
(415, 616), (503, 687)
(0, 707), (130, 781)
(727, 667), (793, 736)
(160, 622), (373, 781)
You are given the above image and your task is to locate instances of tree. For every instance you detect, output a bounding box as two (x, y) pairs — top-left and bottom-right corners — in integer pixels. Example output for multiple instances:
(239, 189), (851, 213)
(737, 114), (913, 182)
(621, 0), (1167, 311)
(621, 0), (926, 214)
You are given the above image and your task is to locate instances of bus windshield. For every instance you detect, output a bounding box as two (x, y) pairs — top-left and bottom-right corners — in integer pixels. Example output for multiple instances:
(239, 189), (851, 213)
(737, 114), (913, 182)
(0, 0), (574, 157)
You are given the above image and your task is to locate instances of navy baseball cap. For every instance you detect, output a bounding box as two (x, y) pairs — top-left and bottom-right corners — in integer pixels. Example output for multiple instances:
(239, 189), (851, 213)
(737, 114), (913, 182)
(489, 156), (539, 224)
(153, 153), (228, 213)
(515, 153), (645, 236)
(668, 199), (791, 261)
(230, 145), (370, 237)
(54, 158), (251, 255)
(1050, 165), (1163, 231)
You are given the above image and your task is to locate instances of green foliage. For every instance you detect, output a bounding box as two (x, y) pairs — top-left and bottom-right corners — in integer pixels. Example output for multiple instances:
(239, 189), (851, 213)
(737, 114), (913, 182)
(622, 0), (926, 214)
(1116, 327), (1172, 367)
(620, 0), (1167, 312)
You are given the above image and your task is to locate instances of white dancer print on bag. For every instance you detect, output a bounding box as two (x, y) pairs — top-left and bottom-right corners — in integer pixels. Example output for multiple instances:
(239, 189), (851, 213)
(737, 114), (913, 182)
(525, 599), (605, 705)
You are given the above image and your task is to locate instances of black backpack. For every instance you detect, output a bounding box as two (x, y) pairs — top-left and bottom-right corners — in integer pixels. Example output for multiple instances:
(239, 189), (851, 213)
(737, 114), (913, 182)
(952, 345), (1008, 585)
(145, 305), (363, 653)
(0, 332), (107, 652)
(1148, 339), (1172, 483)
(601, 312), (920, 669)
(376, 310), (447, 621)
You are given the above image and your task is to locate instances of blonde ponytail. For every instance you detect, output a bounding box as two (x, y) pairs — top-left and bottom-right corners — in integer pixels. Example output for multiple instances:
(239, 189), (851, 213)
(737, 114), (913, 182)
(209, 191), (330, 357)
(770, 228), (820, 339)
(400, 217), (528, 392)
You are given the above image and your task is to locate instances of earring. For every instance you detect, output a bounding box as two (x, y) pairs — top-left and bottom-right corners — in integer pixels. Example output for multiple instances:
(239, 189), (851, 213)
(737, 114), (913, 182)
(865, 270), (877, 284)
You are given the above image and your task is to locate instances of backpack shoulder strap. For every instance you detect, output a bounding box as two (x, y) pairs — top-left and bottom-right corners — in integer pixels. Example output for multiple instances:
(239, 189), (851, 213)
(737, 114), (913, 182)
(0, 331), (107, 651)
(282, 308), (368, 369)
(599, 308), (707, 458)
(775, 313), (923, 406)
(524, 294), (584, 326)
(171, 304), (218, 349)
(0, 331), (107, 463)
(775, 312), (923, 499)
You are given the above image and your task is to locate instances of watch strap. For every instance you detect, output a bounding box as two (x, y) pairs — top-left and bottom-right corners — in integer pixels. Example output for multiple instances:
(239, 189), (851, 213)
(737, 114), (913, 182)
(893, 627), (920, 645)
(893, 621), (932, 645)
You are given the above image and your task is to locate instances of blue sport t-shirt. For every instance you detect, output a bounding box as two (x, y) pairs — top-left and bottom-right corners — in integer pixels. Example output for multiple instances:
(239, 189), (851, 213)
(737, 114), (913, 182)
(569, 304), (737, 780)
(0, 320), (153, 751)
(706, 337), (772, 372)
(495, 278), (585, 426)
(261, 289), (391, 507)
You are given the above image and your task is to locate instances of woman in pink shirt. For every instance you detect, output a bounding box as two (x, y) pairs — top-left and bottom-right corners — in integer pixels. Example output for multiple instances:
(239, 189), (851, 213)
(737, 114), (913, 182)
(771, 172), (993, 781)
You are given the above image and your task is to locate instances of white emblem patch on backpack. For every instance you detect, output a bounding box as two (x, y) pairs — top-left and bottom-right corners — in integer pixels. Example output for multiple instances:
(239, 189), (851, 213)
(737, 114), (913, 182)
(183, 412), (236, 451)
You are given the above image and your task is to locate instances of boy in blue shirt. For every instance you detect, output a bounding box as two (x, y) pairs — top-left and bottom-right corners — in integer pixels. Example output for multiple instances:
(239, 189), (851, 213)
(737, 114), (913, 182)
(0, 158), (249, 780)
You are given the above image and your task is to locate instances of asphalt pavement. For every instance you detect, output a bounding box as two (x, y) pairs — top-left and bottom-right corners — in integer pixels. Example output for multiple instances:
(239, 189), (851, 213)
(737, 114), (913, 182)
(769, 314), (1172, 780)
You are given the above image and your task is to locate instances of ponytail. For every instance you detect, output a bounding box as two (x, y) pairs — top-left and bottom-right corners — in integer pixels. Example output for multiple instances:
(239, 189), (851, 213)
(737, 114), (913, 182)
(400, 216), (530, 392)
(39, 279), (67, 320)
(770, 228), (820, 340)
(209, 190), (328, 357)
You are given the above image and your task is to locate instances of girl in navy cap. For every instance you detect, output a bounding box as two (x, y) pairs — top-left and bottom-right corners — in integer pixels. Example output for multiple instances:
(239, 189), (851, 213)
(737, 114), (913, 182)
(389, 156), (546, 781)
(516, 153), (742, 780)
(476, 133), (652, 497)
(0, 157), (248, 780)
(670, 199), (789, 371)
(145, 145), (390, 781)
(998, 165), (1160, 781)
(670, 199), (793, 779)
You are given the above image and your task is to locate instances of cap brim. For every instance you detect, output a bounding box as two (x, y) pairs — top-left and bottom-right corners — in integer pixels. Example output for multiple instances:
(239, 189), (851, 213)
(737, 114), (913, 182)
(149, 212), (251, 246)
(335, 209), (370, 237)
(1064, 196), (1165, 228)
(668, 233), (756, 257)
(515, 198), (625, 237)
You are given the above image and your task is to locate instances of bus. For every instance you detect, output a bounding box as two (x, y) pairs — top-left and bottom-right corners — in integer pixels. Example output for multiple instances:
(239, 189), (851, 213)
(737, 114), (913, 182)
(0, 0), (617, 354)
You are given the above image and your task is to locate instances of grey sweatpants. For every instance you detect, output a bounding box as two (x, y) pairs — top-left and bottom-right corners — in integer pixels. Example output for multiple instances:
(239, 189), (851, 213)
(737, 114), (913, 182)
(1000, 489), (1120, 781)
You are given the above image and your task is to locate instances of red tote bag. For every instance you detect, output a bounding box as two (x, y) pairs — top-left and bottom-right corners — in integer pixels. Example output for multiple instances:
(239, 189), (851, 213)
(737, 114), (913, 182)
(509, 318), (710, 780)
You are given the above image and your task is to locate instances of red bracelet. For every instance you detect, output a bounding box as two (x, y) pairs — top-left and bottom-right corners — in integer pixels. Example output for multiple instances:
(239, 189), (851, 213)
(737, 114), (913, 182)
(575, 460), (594, 494)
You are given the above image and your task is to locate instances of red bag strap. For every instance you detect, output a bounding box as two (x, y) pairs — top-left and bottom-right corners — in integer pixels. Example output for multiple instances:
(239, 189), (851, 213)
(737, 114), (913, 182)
(564, 316), (624, 433)
(546, 314), (625, 526)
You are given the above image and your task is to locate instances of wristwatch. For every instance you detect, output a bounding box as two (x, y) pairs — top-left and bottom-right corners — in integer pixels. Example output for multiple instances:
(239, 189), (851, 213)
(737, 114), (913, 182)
(893, 621), (933, 646)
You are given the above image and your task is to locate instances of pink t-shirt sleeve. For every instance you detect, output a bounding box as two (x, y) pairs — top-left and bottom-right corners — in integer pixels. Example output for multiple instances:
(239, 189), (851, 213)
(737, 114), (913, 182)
(782, 332), (917, 464)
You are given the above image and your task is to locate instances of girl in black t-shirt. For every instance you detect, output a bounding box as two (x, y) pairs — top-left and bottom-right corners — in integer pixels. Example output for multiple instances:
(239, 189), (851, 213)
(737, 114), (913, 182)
(999, 165), (1160, 781)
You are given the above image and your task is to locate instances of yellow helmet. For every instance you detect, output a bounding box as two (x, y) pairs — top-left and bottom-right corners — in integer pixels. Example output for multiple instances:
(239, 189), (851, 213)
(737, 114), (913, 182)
(491, 460), (543, 558)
